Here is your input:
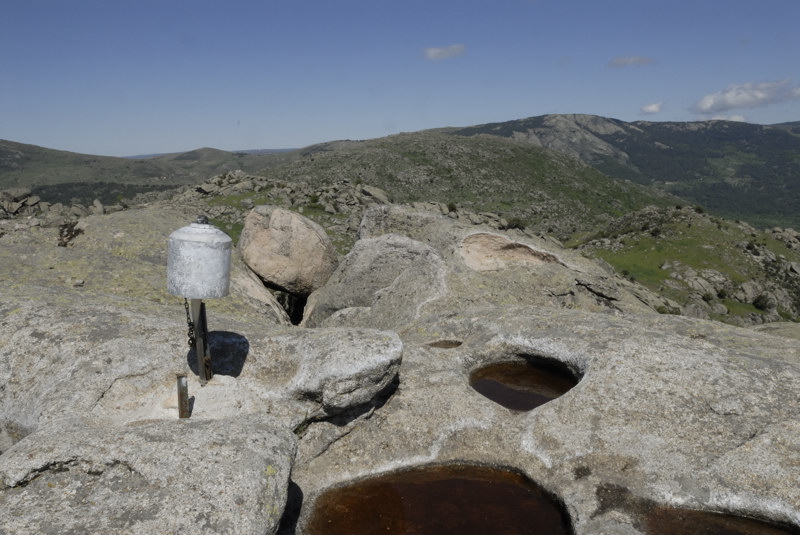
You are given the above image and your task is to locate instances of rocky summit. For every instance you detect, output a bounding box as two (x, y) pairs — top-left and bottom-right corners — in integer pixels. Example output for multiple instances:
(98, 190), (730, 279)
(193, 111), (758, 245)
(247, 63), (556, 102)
(1, 199), (799, 534)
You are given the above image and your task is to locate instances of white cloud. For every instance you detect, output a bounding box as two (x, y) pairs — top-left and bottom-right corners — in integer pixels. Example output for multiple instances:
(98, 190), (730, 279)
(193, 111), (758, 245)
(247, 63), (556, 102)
(640, 101), (663, 115)
(608, 55), (654, 68)
(692, 80), (800, 115)
(424, 44), (465, 60)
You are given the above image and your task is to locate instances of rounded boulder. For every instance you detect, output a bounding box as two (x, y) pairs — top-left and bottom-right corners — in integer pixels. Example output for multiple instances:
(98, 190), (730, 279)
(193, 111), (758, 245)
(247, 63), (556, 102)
(239, 206), (339, 296)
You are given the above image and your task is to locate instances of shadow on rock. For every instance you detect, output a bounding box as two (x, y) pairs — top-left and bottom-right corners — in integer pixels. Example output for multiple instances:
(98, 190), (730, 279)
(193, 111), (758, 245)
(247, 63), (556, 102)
(327, 375), (400, 428)
(276, 480), (304, 535)
(186, 331), (250, 378)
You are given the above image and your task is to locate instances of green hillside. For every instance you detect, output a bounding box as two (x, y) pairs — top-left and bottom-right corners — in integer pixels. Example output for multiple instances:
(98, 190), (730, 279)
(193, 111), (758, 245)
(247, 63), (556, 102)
(5, 124), (800, 326)
(450, 115), (800, 230)
(0, 139), (290, 197)
(255, 132), (679, 241)
(577, 205), (800, 324)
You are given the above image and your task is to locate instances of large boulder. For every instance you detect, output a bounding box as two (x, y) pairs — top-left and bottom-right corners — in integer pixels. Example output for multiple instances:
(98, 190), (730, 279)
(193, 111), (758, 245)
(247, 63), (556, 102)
(239, 206), (339, 296)
(301, 232), (447, 329)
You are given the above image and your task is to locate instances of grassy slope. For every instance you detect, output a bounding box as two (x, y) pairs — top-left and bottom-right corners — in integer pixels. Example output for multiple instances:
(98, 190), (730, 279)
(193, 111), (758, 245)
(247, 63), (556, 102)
(256, 132), (680, 241)
(450, 117), (800, 231)
(7, 127), (800, 325)
(578, 206), (800, 322)
(0, 140), (287, 189)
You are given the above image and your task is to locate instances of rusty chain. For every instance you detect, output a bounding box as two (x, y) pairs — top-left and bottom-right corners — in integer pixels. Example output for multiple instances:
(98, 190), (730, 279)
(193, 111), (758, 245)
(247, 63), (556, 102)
(183, 298), (196, 348)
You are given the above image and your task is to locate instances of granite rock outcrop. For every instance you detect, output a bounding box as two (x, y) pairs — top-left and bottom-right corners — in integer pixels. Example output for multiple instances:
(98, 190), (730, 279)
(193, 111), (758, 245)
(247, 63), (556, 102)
(1, 201), (798, 534)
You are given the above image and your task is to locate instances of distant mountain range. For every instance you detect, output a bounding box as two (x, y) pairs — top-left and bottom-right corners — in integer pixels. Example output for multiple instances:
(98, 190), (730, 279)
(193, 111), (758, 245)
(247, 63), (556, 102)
(2, 113), (800, 229)
(0, 140), (298, 205)
(449, 114), (800, 229)
(0, 141), (288, 189)
(5, 117), (800, 325)
(124, 148), (296, 159)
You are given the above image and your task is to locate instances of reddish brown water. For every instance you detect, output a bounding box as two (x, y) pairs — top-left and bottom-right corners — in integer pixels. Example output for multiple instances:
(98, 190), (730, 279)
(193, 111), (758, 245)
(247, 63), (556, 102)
(469, 361), (578, 411)
(306, 464), (572, 535)
(646, 507), (800, 535)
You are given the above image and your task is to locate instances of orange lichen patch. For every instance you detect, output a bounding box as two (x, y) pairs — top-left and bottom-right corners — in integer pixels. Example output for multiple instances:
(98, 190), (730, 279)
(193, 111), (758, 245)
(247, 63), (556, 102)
(458, 233), (563, 272)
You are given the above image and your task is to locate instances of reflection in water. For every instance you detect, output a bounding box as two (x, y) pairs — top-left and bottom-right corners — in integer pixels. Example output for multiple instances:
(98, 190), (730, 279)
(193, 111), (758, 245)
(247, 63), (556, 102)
(470, 361), (577, 411)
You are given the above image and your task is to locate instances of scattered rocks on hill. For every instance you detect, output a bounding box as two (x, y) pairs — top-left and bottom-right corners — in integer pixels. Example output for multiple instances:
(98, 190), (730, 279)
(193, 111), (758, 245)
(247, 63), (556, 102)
(0, 187), (128, 234)
(771, 226), (800, 249)
(582, 205), (800, 325)
(174, 171), (527, 253)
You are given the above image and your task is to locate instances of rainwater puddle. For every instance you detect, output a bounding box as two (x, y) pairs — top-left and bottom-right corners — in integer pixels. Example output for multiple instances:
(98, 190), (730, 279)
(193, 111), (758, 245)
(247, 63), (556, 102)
(646, 507), (799, 535)
(306, 464), (572, 535)
(470, 360), (578, 411)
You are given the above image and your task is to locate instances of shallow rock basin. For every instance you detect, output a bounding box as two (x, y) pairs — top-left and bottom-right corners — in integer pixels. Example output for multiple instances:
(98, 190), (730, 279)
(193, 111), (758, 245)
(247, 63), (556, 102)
(469, 360), (578, 411)
(306, 464), (572, 534)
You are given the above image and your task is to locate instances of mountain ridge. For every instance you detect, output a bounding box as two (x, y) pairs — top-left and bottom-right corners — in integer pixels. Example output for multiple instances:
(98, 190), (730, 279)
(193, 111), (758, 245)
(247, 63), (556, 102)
(0, 139), (291, 190)
(449, 114), (800, 229)
(3, 112), (800, 231)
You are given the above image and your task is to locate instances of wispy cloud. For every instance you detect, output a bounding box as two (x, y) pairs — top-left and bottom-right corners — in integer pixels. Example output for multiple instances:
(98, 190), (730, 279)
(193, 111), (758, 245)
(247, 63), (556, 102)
(424, 44), (465, 60)
(640, 102), (663, 115)
(608, 55), (654, 68)
(692, 80), (800, 115)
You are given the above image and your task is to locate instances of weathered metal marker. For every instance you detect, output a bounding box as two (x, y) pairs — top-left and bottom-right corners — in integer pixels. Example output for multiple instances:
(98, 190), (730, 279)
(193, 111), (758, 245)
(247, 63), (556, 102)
(176, 374), (190, 418)
(167, 216), (232, 386)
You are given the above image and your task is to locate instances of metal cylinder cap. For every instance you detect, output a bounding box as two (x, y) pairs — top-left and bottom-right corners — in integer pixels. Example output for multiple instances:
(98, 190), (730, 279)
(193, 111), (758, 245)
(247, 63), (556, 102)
(167, 218), (232, 299)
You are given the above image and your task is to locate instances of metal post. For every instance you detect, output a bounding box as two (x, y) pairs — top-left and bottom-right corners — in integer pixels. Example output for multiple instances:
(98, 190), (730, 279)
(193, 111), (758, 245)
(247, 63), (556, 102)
(177, 374), (190, 418)
(190, 298), (213, 385)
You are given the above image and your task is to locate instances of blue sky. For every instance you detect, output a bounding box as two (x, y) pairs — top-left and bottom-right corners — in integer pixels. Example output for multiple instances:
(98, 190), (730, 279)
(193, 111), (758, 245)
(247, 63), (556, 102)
(2, 0), (799, 156)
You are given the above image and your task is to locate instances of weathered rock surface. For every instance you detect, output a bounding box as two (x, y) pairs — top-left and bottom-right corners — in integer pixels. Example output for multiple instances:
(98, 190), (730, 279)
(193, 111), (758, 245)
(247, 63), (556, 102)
(0, 203), (403, 533)
(302, 232), (447, 329)
(239, 206), (339, 296)
(0, 415), (296, 535)
(290, 307), (800, 534)
(2, 200), (799, 534)
(303, 205), (670, 330)
(288, 206), (800, 533)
